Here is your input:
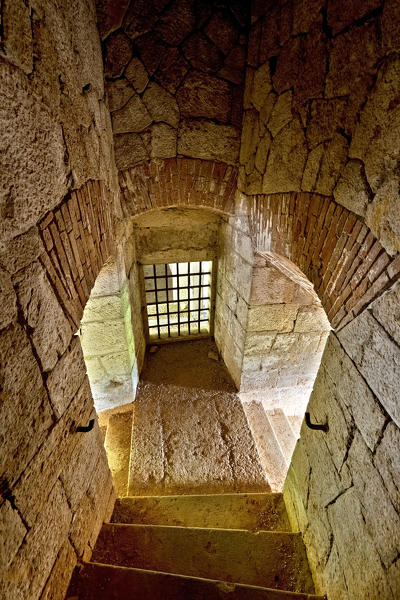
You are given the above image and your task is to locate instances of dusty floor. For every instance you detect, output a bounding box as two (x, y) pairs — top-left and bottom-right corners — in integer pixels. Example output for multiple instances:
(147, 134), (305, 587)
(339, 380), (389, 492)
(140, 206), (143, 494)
(128, 339), (270, 495)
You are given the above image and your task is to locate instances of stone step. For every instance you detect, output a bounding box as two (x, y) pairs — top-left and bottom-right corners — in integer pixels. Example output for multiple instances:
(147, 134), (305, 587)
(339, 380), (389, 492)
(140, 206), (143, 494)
(104, 411), (132, 497)
(91, 524), (315, 594)
(67, 562), (325, 600)
(111, 493), (291, 531)
(266, 409), (297, 465)
(242, 401), (288, 492)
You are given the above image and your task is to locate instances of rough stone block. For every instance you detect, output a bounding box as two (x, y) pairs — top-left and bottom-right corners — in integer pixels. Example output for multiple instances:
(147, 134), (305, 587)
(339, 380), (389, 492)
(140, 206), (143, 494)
(104, 32), (132, 78)
(382, 0), (400, 52)
(244, 331), (276, 356)
(263, 118), (307, 194)
(294, 305), (330, 333)
(82, 294), (122, 323)
(370, 280), (400, 346)
(112, 93), (152, 134)
(107, 79), (135, 112)
(0, 500), (27, 569)
(247, 304), (298, 332)
(347, 431), (400, 568)
(268, 91), (293, 138)
(151, 123), (177, 159)
(177, 71), (232, 123)
(96, 0), (130, 40)
(46, 337), (88, 418)
(13, 261), (72, 372)
(182, 32), (224, 74)
(39, 540), (77, 600)
(324, 334), (387, 451)
(114, 132), (149, 169)
(0, 62), (67, 244)
(0, 268), (17, 330)
(143, 83), (179, 129)
(60, 421), (104, 511)
(0, 323), (54, 490)
(178, 119), (240, 164)
(250, 63), (272, 112)
(338, 311), (400, 427)
(69, 456), (114, 559)
(0, 481), (72, 600)
(12, 378), (93, 527)
(314, 133), (348, 196)
(333, 159), (371, 217)
(373, 421), (400, 514)
(0, 0), (33, 74)
(327, 487), (393, 599)
(327, 0), (381, 35)
(125, 57), (149, 93)
(0, 227), (44, 274)
(80, 320), (128, 357)
(156, 0), (195, 46)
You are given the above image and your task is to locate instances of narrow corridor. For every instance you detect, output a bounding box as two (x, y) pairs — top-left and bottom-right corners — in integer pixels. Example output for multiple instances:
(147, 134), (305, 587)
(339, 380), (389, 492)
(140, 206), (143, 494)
(103, 339), (270, 496)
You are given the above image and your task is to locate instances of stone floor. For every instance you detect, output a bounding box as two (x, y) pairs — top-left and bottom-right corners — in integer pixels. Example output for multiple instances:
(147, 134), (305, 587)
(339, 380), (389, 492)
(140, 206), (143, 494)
(127, 339), (270, 496)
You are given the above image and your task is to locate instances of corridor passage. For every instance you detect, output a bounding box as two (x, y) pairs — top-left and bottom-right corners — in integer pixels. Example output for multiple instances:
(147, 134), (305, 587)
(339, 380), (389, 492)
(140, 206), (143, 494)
(126, 339), (269, 496)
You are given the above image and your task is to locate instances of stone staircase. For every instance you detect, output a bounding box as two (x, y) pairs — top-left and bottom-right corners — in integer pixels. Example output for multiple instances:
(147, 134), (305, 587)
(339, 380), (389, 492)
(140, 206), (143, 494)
(66, 492), (325, 599)
(242, 402), (301, 492)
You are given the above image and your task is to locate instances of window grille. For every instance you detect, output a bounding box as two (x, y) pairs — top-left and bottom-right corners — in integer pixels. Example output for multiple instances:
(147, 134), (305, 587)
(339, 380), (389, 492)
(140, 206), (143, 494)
(143, 261), (213, 342)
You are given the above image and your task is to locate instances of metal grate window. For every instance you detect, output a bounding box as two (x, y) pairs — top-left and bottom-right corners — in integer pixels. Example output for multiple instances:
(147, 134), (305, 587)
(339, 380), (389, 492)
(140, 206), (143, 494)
(143, 261), (213, 342)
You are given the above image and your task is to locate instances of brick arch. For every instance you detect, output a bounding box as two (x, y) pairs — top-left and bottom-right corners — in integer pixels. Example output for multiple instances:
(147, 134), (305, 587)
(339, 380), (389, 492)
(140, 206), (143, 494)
(248, 192), (400, 330)
(118, 158), (239, 218)
(39, 164), (400, 336)
(38, 180), (115, 330)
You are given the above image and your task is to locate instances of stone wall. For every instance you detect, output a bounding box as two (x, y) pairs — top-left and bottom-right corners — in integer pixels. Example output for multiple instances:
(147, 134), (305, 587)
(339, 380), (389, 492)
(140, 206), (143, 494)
(80, 256), (138, 412)
(284, 280), (400, 599)
(240, 253), (330, 416)
(243, 0), (400, 256)
(96, 0), (249, 169)
(214, 214), (253, 388)
(241, 3), (400, 597)
(0, 1), (119, 599)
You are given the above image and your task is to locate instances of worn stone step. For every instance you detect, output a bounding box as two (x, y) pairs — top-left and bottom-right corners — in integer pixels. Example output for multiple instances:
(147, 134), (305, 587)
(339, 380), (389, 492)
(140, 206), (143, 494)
(67, 562), (325, 600)
(112, 493), (291, 531)
(242, 401), (288, 492)
(104, 411), (132, 497)
(91, 524), (315, 594)
(266, 409), (297, 465)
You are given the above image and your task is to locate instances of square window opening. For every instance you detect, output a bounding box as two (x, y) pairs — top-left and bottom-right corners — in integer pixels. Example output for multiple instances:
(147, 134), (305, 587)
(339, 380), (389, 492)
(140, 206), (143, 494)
(143, 261), (213, 342)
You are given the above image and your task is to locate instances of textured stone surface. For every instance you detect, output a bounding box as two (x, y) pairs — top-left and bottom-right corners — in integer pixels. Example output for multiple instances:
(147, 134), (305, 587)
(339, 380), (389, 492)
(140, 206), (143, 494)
(125, 57), (149, 93)
(13, 261), (72, 371)
(112, 493), (290, 531)
(263, 119), (307, 194)
(107, 79), (135, 112)
(46, 337), (88, 418)
(177, 71), (231, 122)
(143, 82), (179, 128)
(92, 523), (314, 593)
(178, 120), (240, 163)
(0, 500), (27, 569)
(0, 481), (72, 600)
(104, 32), (132, 77)
(112, 94), (152, 133)
(0, 0), (33, 74)
(0, 267), (17, 330)
(128, 340), (268, 496)
(40, 540), (77, 600)
(333, 160), (371, 217)
(12, 378), (93, 527)
(338, 309), (400, 427)
(0, 323), (54, 490)
(0, 63), (67, 244)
